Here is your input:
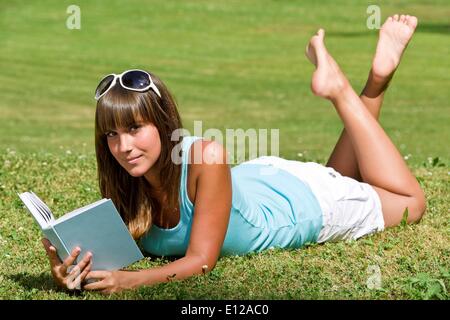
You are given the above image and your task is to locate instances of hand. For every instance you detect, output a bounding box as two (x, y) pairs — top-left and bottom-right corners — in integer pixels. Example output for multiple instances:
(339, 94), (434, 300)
(41, 238), (92, 290)
(83, 270), (138, 294)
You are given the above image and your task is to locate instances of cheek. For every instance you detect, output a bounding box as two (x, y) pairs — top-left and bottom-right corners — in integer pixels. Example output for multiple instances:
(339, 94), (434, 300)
(139, 127), (162, 156)
(107, 139), (117, 156)
(107, 140), (122, 163)
(150, 137), (162, 156)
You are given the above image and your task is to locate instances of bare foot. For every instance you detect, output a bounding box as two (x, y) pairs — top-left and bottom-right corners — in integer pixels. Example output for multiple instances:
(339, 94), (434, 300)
(372, 14), (418, 80)
(305, 29), (349, 100)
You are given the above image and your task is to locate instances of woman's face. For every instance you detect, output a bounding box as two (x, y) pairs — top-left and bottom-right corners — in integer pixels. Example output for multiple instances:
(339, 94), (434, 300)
(106, 122), (161, 177)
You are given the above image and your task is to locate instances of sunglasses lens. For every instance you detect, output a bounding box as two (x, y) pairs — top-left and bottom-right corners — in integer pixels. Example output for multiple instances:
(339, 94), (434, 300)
(122, 70), (150, 90)
(95, 75), (114, 99)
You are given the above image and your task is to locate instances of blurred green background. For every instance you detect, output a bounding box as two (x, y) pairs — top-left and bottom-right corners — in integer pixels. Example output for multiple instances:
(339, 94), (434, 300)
(0, 0), (449, 300)
(1, 0), (449, 165)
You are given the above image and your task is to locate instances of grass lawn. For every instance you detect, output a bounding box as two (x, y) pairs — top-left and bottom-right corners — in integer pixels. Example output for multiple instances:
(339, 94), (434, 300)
(0, 0), (449, 299)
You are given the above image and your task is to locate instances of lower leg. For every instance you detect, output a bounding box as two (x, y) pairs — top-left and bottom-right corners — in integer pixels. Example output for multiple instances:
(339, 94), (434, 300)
(333, 78), (425, 224)
(326, 70), (387, 180)
(332, 85), (420, 197)
(325, 14), (417, 180)
(306, 26), (425, 226)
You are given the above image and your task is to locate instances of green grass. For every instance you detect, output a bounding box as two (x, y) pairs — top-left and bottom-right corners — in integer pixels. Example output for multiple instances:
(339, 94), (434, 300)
(0, 0), (449, 299)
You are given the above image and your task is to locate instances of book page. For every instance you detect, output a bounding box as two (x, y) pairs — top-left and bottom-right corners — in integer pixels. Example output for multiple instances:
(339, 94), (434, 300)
(27, 195), (50, 222)
(18, 192), (49, 229)
(29, 192), (54, 222)
(30, 191), (55, 221)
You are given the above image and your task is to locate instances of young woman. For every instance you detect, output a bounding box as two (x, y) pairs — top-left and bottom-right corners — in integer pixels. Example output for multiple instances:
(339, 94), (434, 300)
(42, 14), (425, 294)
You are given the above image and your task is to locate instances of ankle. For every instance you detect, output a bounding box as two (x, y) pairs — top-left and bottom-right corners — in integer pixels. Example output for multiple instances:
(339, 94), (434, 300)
(365, 69), (392, 96)
(327, 80), (351, 101)
(329, 84), (353, 103)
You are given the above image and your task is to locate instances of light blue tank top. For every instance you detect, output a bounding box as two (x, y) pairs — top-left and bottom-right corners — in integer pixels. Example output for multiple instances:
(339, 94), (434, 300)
(140, 136), (323, 256)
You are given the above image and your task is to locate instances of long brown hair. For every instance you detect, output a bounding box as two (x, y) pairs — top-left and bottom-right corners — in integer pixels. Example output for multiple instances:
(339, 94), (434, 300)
(94, 71), (184, 240)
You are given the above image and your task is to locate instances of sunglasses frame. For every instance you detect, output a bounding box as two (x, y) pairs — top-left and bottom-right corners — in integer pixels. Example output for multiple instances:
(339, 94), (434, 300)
(95, 69), (161, 101)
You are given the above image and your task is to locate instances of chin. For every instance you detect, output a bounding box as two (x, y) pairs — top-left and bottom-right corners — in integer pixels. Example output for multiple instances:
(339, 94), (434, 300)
(126, 166), (149, 177)
(128, 171), (144, 177)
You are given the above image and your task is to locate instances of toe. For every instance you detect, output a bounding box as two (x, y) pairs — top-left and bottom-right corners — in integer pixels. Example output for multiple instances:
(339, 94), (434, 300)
(310, 29), (326, 50)
(309, 30), (327, 63)
(393, 14), (399, 21)
(318, 28), (325, 39)
(404, 15), (410, 25)
(400, 15), (406, 23)
(407, 16), (418, 29)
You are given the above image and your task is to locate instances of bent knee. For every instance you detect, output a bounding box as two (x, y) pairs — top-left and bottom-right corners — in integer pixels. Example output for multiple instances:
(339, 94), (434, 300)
(407, 190), (427, 223)
(374, 185), (426, 227)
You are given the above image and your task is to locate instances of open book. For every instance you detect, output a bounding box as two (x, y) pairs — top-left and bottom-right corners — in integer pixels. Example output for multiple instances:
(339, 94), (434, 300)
(18, 191), (144, 271)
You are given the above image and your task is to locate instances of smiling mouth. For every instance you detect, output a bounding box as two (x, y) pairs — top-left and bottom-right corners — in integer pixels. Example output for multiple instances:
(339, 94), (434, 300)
(127, 155), (142, 164)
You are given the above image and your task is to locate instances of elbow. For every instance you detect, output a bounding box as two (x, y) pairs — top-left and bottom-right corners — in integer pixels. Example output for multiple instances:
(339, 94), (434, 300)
(201, 255), (218, 274)
(193, 252), (218, 275)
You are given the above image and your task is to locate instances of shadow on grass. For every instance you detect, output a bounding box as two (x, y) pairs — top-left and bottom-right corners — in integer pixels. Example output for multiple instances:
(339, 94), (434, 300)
(6, 272), (83, 297)
(325, 22), (450, 38)
(325, 30), (372, 38)
(144, 252), (180, 262)
(417, 23), (450, 35)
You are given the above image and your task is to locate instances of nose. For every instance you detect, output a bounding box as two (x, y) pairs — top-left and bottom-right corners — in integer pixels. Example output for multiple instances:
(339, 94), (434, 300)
(118, 133), (133, 153)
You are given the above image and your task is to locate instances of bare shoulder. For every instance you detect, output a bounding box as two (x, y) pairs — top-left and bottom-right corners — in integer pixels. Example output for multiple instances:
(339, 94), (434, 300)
(188, 139), (229, 167)
(186, 139), (230, 204)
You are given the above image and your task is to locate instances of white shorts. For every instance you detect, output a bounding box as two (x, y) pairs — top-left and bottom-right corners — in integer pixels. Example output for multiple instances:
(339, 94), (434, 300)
(244, 156), (385, 242)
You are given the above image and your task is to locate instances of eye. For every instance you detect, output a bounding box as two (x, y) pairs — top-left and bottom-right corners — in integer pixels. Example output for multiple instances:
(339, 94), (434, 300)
(105, 131), (117, 138)
(129, 124), (141, 133)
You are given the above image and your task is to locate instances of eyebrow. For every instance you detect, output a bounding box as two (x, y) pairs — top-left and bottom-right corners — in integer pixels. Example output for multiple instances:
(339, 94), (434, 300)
(104, 122), (143, 132)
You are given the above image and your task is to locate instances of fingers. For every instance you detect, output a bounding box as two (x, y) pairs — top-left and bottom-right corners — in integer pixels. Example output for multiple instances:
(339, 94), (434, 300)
(83, 271), (109, 290)
(41, 238), (50, 248)
(41, 238), (53, 254)
(68, 260), (93, 290)
(76, 251), (92, 273)
(64, 251), (93, 290)
(42, 238), (62, 266)
(78, 260), (93, 282)
(85, 270), (109, 281)
(60, 246), (81, 275)
(67, 251), (92, 277)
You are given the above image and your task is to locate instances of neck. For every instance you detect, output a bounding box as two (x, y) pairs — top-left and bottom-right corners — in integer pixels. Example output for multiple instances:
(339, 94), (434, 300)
(144, 167), (163, 191)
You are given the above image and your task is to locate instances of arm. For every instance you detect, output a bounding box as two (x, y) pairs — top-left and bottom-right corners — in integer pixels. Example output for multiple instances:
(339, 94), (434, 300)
(84, 140), (232, 293)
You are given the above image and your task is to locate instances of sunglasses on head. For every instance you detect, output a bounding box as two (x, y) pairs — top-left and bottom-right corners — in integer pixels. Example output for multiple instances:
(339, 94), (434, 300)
(94, 69), (161, 101)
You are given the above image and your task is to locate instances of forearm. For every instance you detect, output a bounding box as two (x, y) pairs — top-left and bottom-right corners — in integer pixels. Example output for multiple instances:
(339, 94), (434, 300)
(130, 254), (211, 288)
